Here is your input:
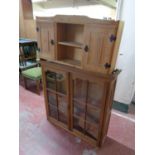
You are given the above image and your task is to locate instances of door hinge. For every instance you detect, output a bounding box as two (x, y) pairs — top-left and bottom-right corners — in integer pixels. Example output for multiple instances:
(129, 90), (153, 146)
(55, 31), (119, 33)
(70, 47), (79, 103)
(50, 39), (54, 45)
(110, 34), (116, 42)
(104, 63), (111, 69)
(36, 27), (39, 32)
(84, 45), (89, 52)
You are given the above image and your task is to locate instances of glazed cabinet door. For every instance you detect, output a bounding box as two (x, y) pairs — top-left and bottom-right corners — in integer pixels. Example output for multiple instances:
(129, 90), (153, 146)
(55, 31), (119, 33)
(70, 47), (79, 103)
(70, 73), (107, 143)
(82, 24), (118, 74)
(36, 21), (56, 61)
(42, 67), (69, 129)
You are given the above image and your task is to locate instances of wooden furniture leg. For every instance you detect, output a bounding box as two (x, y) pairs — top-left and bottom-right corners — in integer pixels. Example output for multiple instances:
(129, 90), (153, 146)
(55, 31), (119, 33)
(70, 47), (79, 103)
(23, 77), (27, 89)
(36, 80), (40, 95)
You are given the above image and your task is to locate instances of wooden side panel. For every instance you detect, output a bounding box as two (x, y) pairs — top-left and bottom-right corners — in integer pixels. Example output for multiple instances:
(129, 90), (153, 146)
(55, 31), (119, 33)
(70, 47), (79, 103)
(24, 19), (37, 39)
(21, 0), (33, 19)
(98, 80), (117, 146)
(41, 65), (50, 118)
(19, 0), (25, 37)
(83, 24), (118, 74)
(109, 21), (124, 73)
(36, 22), (55, 61)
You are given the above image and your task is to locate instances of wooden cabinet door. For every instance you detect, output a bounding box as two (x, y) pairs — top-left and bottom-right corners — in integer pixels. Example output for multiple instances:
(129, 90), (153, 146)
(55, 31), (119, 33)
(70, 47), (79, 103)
(36, 21), (55, 61)
(82, 24), (118, 74)
(70, 73), (107, 142)
(42, 66), (70, 129)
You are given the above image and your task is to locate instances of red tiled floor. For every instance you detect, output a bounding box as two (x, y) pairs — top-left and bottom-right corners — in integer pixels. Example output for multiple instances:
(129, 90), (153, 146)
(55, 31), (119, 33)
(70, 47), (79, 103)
(19, 80), (135, 155)
(108, 111), (135, 150)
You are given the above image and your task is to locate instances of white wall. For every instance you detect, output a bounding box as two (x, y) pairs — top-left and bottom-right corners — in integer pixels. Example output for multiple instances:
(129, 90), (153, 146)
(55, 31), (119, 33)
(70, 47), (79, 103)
(114, 0), (135, 104)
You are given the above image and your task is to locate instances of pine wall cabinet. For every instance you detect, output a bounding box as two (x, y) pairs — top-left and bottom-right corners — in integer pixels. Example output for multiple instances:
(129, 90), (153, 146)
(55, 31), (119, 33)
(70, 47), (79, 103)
(36, 15), (123, 147)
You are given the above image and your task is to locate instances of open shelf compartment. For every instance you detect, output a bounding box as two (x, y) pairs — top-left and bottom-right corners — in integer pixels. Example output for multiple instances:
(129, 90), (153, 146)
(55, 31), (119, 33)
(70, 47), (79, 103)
(57, 23), (84, 67)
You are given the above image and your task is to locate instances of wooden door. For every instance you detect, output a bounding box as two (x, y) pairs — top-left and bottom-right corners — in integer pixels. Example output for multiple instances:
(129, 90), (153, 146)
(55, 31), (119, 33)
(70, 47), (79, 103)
(42, 66), (69, 129)
(70, 73), (107, 143)
(82, 24), (118, 74)
(36, 21), (55, 61)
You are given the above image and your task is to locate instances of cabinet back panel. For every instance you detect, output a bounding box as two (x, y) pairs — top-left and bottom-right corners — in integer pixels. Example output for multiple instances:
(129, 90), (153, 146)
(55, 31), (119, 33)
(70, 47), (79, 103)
(57, 23), (84, 64)
(57, 23), (84, 43)
(66, 24), (84, 43)
(58, 47), (82, 62)
(66, 47), (82, 61)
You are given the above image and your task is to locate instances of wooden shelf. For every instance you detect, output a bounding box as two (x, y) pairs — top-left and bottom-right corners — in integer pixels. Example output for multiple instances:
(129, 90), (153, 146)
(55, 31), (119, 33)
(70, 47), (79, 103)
(73, 98), (101, 111)
(59, 59), (81, 67)
(58, 41), (83, 49)
(46, 88), (67, 98)
(73, 114), (98, 128)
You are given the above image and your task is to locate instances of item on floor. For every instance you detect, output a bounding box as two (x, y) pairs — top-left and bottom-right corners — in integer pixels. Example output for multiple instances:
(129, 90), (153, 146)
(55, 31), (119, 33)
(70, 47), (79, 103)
(22, 67), (42, 95)
(19, 38), (38, 72)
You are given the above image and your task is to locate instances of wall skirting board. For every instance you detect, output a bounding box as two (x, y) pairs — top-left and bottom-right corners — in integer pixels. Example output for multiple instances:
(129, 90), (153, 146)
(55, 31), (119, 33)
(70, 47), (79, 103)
(112, 101), (129, 113)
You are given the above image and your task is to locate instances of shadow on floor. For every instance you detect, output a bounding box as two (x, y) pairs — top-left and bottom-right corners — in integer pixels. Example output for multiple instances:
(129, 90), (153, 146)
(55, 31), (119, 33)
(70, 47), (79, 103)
(98, 137), (134, 155)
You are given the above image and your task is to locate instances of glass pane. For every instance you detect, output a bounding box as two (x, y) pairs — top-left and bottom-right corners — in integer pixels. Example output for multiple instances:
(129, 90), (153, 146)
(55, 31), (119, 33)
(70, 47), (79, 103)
(86, 107), (100, 125)
(46, 71), (56, 91)
(49, 105), (58, 120)
(48, 92), (57, 107)
(73, 78), (87, 102)
(73, 117), (85, 134)
(73, 101), (85, 119)
(85, 122), (98, 140)
(87, 82), (104, 108)
(56, 72), (67, 94)
(59, 110), (67, 124)
(46, 71), (67, 94)
(58, 95), (67, 114)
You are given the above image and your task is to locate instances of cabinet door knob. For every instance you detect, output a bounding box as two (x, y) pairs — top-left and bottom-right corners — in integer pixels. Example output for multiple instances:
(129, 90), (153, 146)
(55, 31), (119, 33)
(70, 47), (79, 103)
(36, 27), (39, 32)
(84, 45), (89, 52)
(104, 63), (111, 69)
(50, 39), (54, 45)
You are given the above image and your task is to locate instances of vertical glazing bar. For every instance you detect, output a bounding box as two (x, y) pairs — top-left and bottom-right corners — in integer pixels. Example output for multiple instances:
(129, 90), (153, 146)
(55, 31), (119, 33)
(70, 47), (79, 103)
(55, 72), (59, 120)
(67, 72), (71, 129)
(70, 78), (74, 130)
(84, 80), (89, 135)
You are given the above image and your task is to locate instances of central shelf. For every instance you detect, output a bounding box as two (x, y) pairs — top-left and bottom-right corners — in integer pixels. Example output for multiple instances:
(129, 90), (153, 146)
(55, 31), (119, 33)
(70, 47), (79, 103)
(58, 41), (83, 49)
(59, 59), (81, 67)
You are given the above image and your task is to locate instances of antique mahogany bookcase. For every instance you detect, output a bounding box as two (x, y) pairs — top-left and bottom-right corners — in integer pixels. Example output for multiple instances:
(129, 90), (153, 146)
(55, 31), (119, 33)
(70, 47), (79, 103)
(36, 15), (123, 147)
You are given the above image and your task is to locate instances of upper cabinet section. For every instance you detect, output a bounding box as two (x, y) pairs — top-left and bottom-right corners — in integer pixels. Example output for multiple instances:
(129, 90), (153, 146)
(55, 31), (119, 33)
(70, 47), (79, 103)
(36, 20), (56, 61)
(36, 15), (123, 74)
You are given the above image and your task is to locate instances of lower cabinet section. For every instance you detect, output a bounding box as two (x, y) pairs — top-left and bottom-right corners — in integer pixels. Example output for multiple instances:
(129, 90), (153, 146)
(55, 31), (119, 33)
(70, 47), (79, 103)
(41, 61), (118, 147)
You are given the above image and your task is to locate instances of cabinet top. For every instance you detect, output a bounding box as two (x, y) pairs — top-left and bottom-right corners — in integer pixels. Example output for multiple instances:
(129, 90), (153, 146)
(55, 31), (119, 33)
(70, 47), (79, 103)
(36, 15), (121, 25)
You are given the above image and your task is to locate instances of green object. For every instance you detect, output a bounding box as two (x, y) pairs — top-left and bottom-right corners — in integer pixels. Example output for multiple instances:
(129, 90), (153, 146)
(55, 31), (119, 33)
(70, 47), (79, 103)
(22, 67), (42, 80)
(112, 101), (129, 113)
